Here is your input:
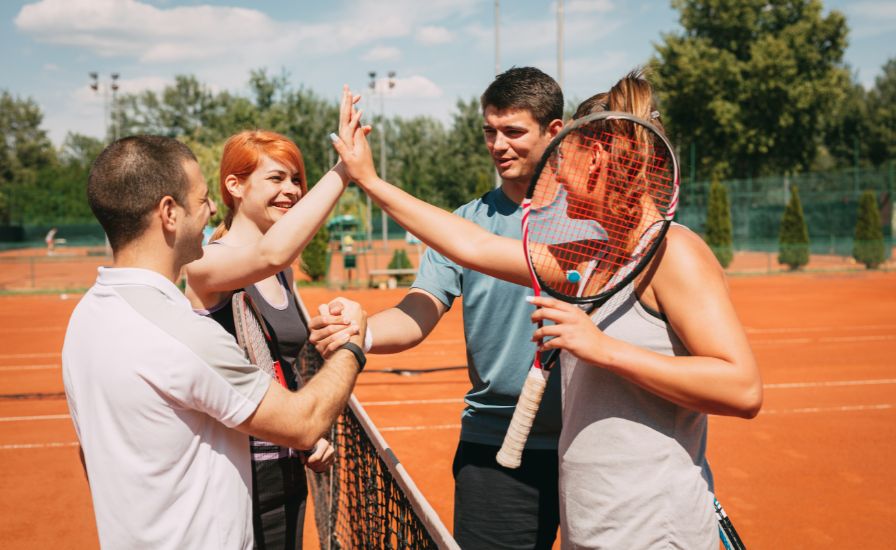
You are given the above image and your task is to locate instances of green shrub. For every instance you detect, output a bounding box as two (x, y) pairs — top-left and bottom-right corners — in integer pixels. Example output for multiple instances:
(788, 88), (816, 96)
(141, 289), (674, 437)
(302, 224), (330, 281)
(388, 249), (414, 283)
(852, 190), (886, 269)
(704, 179), (733, 268)
(778, 184), (810, 269)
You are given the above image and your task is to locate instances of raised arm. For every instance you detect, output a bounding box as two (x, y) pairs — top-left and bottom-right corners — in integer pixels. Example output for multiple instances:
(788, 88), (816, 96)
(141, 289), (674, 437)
(185, 87), (360, 299)
(330, 92), (530, 287)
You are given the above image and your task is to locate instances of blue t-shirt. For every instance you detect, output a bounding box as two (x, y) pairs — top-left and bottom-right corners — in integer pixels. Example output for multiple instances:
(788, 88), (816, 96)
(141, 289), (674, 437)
(412, 187), (562, 449)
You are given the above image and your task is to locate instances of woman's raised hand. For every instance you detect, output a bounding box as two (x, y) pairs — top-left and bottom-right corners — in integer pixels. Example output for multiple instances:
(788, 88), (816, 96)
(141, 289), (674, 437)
(331, 85), (378, 186)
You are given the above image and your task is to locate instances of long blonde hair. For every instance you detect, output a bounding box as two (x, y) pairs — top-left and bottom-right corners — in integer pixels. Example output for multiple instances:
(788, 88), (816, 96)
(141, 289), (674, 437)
(210, 130), (307, 241)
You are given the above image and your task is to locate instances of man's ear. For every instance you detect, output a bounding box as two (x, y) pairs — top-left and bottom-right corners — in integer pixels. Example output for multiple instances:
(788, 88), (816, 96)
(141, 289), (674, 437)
(159, 196), (179, 232)
(547, 118), (564, 139)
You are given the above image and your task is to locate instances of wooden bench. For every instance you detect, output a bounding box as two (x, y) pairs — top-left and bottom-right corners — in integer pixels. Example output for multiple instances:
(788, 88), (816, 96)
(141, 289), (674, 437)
(368, 268), (417, 288)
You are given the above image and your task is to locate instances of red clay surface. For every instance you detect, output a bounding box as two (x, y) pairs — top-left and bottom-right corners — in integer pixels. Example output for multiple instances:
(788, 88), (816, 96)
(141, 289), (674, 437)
(1, 271), (894, 548)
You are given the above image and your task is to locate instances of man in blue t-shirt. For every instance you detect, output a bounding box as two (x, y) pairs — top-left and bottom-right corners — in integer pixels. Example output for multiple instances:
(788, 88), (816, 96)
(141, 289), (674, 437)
(311, 67), (564, 549)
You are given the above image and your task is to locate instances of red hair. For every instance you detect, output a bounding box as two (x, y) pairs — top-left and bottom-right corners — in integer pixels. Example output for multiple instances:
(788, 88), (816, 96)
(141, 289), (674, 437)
(211, 130), (307, 239)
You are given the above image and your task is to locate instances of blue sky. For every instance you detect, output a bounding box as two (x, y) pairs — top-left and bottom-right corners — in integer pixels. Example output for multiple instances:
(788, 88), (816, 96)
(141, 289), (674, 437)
(1, 0), (894, 145)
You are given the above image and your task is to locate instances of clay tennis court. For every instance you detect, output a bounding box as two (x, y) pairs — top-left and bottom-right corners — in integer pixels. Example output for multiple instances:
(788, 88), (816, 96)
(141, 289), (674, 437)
(1, 265), (894, 548)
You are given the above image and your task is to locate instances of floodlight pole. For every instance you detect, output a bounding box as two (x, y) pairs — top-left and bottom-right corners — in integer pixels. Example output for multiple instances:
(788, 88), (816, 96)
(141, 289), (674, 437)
(369, 70), (396, 252)
(494, 0), (502, 188)
(557, 0), (564, 90)
(89, 72), (121, 142)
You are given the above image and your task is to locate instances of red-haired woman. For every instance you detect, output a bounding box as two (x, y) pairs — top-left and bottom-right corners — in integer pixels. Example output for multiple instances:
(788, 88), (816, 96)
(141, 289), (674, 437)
(185, 89), (362, 549)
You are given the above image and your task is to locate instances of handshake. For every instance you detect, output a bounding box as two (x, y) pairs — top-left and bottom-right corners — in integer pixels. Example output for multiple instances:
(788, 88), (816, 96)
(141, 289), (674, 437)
(309, 298), (369, 358)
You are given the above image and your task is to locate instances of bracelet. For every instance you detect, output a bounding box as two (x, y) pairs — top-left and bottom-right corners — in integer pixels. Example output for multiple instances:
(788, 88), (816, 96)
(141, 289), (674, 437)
(338, 341), (366, 372)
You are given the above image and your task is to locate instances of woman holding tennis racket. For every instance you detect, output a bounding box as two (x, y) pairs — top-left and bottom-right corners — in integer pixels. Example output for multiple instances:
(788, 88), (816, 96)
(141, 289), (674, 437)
(330, 71), (762, 548)
(184, 88), (363, 549)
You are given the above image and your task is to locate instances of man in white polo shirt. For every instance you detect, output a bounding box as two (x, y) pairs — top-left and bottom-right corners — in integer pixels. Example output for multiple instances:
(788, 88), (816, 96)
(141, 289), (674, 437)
(62, 135), (365, 549)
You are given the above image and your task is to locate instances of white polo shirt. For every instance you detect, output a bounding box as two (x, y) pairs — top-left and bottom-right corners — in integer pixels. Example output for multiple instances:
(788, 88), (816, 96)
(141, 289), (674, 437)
(62, 267), (271, 549)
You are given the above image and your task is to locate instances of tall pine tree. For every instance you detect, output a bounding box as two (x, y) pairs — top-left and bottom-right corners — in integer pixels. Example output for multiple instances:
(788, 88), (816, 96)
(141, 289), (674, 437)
(778, 184), (810, 269)
(705, 179), (734, 267)
(852, 190), (885, 269)
(301, 223), (330, 282)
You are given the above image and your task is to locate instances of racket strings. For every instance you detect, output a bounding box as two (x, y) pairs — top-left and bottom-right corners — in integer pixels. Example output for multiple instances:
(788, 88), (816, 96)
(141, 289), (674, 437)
(527, 120), (677, 300)
(233, 293), (277, 377)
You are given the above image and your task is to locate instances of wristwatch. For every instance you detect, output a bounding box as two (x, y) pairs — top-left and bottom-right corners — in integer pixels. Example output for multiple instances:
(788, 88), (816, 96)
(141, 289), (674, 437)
(338, 341), (366, 372)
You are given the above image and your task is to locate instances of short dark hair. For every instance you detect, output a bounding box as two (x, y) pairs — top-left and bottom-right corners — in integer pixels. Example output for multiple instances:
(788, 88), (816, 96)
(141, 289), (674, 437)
(87, 135), (197, 250)
(480, 67), (564, 131)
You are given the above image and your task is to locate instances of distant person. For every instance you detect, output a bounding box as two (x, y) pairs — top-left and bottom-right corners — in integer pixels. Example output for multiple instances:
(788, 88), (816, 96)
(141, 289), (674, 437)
(45, 227), (58, 255)
(63, 134), (366, 549)
(313, 67), (565, 549)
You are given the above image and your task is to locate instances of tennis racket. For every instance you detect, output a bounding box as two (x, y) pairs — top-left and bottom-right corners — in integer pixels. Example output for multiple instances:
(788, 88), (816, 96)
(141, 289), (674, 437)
(232, 291), (289, 388)
(495, 111), (680, 469)
(715, 498), (746, 550)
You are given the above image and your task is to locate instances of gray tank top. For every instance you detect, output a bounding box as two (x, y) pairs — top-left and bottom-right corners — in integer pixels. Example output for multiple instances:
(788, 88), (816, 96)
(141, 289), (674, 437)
(558, 276), (717, 549)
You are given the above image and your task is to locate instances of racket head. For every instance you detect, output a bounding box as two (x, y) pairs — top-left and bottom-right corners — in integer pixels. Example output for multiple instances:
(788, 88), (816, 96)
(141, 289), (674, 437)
(524, 111), (679, 304)
(232, 291), (278, 378)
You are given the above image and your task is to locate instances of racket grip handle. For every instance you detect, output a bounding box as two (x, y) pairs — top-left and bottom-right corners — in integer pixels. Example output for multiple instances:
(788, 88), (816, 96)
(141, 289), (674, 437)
(496, 366), (549, 469)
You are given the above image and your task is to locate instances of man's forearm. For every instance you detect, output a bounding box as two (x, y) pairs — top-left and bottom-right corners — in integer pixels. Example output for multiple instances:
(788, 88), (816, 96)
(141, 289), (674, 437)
(293, 347), (360, 444)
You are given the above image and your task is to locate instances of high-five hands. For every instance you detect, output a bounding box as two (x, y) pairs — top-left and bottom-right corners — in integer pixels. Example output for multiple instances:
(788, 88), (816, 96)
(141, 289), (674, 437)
(330, 85), (378, 186)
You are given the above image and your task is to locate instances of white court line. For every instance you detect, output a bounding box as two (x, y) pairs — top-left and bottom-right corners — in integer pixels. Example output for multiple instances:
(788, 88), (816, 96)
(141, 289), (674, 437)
(363, 398), (461, 407)
(0, 364), (59, 372)
(765, 378), (896, 389)
(379, 424), (461, 432)
(0, 442), (78, 450)
(1, 327), (66, 333)
(745, 324), (896, 334)
(0, 352), (60, 360)
(0, 414), (69, 422)
(751, 334), (896, 346)
(762, 403), (894, 415)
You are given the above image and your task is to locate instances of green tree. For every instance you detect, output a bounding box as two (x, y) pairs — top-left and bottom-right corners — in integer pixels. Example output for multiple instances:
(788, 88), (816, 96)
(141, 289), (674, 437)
(183, 139), (226, 227)
(0, 90), (56, 223)
(390, 116), (449, 206)
(117, 75), (229, 142)
(653, 0), (850, 179)
(387, 248), (414, 283)
(704, 179), (734, 267)
(302, 222), (329, 281)
(443, 98), (494, 207)
(778, 184), (810, 269)
(867, 58), (896, 165)
(816, 74), (872, 171)
(852, 190), (885, 268)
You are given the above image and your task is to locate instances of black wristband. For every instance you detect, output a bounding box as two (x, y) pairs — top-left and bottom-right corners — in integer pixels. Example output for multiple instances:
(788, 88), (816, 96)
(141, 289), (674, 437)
(338, 341), (366, 372)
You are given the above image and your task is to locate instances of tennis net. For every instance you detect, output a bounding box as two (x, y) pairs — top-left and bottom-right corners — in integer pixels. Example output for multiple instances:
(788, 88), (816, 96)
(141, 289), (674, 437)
(299, 346), (458, 550)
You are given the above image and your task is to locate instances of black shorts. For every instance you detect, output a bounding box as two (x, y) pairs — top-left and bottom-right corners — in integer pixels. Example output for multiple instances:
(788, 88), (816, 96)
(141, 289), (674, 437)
(452, 440), (560, 549)
(250, 438), (308, 550)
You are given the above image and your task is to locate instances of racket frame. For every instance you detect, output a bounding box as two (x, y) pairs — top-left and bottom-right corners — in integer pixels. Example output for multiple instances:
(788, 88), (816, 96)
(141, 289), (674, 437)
(232, 290), (289, 388)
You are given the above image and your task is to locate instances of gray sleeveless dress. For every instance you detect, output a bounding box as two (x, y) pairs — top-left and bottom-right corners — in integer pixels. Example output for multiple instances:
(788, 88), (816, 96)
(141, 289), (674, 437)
(558, 276), (717, 549)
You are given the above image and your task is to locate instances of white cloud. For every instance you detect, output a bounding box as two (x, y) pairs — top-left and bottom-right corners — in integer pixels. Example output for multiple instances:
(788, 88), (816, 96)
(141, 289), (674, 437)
(366, 75), (442, 100)
(843, 1), (896, 38)
(557, 0), (615, 14)
(362, 46), (402, 62)
(848, 1), (896, 18)
(43, 63), (59, 71)
(416, 26), (454, 45)
(392, 75), (442, 99)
